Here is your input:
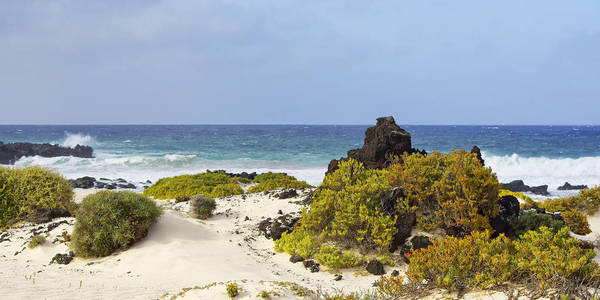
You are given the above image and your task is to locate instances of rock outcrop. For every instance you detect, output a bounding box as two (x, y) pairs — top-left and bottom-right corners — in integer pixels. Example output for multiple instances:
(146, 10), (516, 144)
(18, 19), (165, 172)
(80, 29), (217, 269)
(501, 180), (549, 196)
(378, 188), (416, 252)
(0, 141), (93, 165)
(326, 116), (424, 174)
(558, 182), (588, 191)
(490, 195), (520, 237)
(470, 146), (484, 166)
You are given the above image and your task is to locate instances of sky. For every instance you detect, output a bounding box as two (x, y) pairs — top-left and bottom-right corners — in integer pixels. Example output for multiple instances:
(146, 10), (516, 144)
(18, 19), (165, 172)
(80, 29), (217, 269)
(1, 1), (599, 125)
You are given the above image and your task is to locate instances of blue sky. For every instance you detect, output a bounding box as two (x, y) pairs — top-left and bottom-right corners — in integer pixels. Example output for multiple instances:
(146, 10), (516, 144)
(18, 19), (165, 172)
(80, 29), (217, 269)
(1, 1), (599, 124)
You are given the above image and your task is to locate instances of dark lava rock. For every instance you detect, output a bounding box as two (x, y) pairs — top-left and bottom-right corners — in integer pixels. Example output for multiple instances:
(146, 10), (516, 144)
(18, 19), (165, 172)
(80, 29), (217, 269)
(334, 274), (343, 281)
(501, 180), (549, 196)
(47, 220), (69, 232)
(410, 236), (432, 250)
(258, 214), (301, 240)
(95, 182), (106, 189)
(391, 270), (400, 277)
(366, 260), (385, 275)
(117, 183), (136, 189)
(303, 260), (320, 272)
(105, 184), (116, 190)
(116, 178), (127, 183)
(70, 176), (96, 189)
(290, 253), (304, 263)
(379, 188), (416, 252)
(558, 182), (588, 191)
(326, 116), (424, 174)
(276, 189), (298, 199)
(23, 208), (72, 224)
(50, 252), (74, 265)
(470, 146), (484, 166)
(491, 195), (521, 237)
(0, 141), (93, 165)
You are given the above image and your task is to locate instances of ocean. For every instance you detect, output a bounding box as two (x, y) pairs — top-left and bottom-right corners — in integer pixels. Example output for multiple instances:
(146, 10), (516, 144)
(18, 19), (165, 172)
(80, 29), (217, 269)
(1, 125), (599, 197)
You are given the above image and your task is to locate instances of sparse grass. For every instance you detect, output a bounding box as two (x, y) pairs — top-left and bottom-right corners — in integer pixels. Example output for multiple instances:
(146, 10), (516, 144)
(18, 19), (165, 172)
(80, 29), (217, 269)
(189, 195), (216, 220)
(28, 235), (45, 248)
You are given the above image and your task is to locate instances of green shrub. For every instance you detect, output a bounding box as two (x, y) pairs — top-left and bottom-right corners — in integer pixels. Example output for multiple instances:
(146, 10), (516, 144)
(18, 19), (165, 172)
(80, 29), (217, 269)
(406, 230), (515, 291)
(226, 282), (239, 298)
(0, 166), (75, 227)
(540, 187), (600, 215)
(301, 159), (396, 250)
(254, 172), (293, 183)
(274, 227), (318, 259)
(248, 177), (312, 193)
(508, 211), (565, 238)
(314, 244), (363, 269)
(388, 150), (501, 234)
(143, 171), (242, 199)
(514, 227), (598, 285)
(28, 235), (46, 248)
(561, 209), (591, 235)
(189, 195), (216, 219)
(71, 191), (161, 258)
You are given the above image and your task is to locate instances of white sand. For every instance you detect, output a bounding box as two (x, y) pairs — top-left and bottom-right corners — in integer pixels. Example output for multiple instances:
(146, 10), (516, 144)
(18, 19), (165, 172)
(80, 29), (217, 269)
(2, 189), (599, 299)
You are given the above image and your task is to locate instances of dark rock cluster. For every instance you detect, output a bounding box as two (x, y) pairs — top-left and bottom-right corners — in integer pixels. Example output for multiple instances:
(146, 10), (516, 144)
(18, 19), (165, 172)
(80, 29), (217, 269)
(366, 259), (385, 275)
(258, 214), (301, 240)
(0, 141), (93, 165)
(50, 252), (74, 265)
(69, 177), (145, 190)
(326, 116), (425, 174)
(378, 187), (416, 252)
(489, 195), (520, 237)
(501, 180), (549, 196)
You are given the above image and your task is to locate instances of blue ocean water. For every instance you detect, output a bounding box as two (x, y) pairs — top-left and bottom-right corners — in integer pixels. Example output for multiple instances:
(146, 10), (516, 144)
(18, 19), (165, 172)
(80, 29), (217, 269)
(1, 125), (599, 194)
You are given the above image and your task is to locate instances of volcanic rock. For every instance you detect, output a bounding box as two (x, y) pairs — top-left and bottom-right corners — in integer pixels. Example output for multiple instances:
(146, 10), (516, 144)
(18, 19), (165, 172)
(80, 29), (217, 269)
(558, 182), (588, 190)
(501, 180), (549, 196)
(470, 145), (485, 166)
(379, 188), (416, 252)
(366, 260), (385, 275)
(326, 117), (424, 174)
(0, 141), (93, 165)
(410, 236), (432, 250)
(70, 176), (96, 189)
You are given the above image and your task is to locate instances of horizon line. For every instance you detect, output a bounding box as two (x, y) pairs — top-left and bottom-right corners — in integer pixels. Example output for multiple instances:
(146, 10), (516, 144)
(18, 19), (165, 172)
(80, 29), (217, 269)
(0, 123), (599, 126)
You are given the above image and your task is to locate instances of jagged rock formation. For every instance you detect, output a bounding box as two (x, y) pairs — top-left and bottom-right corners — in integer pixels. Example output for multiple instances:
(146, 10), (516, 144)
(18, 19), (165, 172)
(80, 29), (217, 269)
(558, 182), (588, 191)
(0, 141), (93, 164)
(470, 145), (485, 166)
(326, 116), (425, 174)
(501, 180), (549, 196)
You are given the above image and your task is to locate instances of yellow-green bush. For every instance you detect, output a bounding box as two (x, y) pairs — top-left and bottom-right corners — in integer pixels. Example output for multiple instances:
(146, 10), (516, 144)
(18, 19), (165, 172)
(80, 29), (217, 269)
(540, 187), (600, 215)
(514, 227), (598, 284)
(301, 159), (396, 250)
(226, 282), (239, 298)
(274, 227), (318, 259)
(143, 171), (242, 199)
(388, 150), (501, 233)
(0, 166), (74, 227)
(314, 244), (363, 269)
(406, 230), (515, 291)
(561, 209), (591, 235)
(248, 177), (312, 193)
(254, 172), (293, 183)
(71, 191), (161, 258)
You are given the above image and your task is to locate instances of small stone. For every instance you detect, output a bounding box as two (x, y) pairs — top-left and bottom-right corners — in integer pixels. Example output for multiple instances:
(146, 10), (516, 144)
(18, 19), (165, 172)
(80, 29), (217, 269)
(334, 274), (343, 281)
(244, 216), (250, 221)
(289, 254), (304, 263)
(366, 260), (385, 275)
(50, 253), (74, 265)
(277, 210), (283, 215)
(391, 270), (400, 277)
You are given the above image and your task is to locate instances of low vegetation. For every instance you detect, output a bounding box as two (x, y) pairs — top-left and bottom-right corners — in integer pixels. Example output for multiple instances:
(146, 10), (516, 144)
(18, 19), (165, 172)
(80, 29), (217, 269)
(28, 235), (46, 248)
(540, 187), (600, 215)
(561, 209), (592, 235)
(71, 191), (161, 257)
(0, 166), (75, 228)
(226, 282), (239, 298)
(388, 150), (501, 234)
(247, 176), (312, 193)
(189, 195), (216, 219)
(508, 211), (565, 238)
(143, 171), (244, 199)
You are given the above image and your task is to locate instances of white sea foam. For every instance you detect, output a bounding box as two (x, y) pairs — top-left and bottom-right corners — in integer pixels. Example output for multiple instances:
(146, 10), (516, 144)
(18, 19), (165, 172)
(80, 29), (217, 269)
(61, 133), (97, 148)
(483, 152), (600, 192)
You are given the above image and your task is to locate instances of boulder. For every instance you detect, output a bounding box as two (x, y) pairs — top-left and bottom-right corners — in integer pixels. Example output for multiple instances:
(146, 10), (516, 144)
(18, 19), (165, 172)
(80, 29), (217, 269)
(0, 142), (93, 165)
(410, 236), (432, 250)
(490, 195), (520, 237)
(366, 260), (385, 275)
(276, 189), (298, 199)
(70, 176), (96, 189)
(558, 182), (588, 191)
(326, 117), (424, 174)
(258, 214), (301, 240)
(117, 183), (136, 189)
(302, 260), (320, 272)
(289, 253), (304, 263)
(379, 188), (416, 252)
